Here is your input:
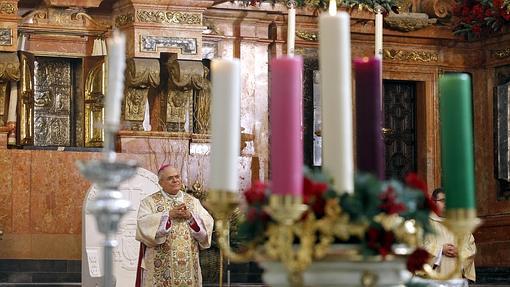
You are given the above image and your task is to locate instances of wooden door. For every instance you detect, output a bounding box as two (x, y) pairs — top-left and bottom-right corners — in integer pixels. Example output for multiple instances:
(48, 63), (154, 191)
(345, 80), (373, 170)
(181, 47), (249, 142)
(383, 80), (418, 180)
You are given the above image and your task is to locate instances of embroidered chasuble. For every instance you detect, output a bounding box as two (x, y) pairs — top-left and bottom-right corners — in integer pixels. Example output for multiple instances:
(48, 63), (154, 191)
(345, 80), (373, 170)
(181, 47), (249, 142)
(136, 190), (214, 287)
(423, 214), (476, 281)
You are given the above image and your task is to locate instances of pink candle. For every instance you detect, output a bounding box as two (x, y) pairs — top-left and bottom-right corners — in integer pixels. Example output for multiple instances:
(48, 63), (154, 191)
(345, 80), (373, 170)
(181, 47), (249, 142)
(270, 56), (303, 196)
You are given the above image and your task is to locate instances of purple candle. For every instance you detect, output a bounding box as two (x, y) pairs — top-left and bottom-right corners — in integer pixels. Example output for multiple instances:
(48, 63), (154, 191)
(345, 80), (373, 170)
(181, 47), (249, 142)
(270, 56), (303, 197)
(354, 57), (385, 179)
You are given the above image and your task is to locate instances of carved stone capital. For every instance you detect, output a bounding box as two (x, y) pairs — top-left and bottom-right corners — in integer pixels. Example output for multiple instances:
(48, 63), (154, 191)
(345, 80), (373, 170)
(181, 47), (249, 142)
(125, 58), (160, 88)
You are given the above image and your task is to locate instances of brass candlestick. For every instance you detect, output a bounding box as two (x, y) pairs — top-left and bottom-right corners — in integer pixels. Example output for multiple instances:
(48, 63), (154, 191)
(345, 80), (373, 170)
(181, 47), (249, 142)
(77, 125), (137, 287)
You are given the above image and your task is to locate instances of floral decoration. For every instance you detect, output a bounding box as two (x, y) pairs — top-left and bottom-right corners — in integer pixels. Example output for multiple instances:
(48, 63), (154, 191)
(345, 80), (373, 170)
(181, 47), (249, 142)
(452, 0), (510, 40)
(234, 0), (399, 14)
(235, 168), (437, 273)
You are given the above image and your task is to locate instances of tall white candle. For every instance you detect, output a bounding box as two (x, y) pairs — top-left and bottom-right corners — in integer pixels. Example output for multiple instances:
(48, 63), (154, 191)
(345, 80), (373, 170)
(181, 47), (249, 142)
(375, 9), (383, 58)
(287, 5), (296, 56)
(7, 82), (17, 122)
(319, 3), (354, 194)
(210, 59), (241, 192)
(105, 30), (126, 128)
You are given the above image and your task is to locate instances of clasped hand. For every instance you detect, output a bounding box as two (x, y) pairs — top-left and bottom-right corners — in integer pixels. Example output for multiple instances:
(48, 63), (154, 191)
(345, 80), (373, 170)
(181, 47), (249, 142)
(169, 203), (192, 221)
(442, 243), (458, 257)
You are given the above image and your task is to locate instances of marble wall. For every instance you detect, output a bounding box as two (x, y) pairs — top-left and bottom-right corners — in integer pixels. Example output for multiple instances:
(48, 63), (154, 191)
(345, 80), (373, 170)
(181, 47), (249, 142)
(0, 140), (255, 259)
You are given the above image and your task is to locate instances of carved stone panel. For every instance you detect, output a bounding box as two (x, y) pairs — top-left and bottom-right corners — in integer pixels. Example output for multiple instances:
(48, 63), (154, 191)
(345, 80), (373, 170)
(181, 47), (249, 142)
(123, 58), (160, 131)
(140, 35), (197, 55)
(166, 89), (191, 132)
(125, 88), (146, 121)
(0, 52), (20, 80)
(165, 57), (210, 134)
(0, 2), (16, 15)
(0, 28), (11, 46)
(136, 10), (202, 25)
(33, 57), (72, 146)
(82, 168), (160, 287)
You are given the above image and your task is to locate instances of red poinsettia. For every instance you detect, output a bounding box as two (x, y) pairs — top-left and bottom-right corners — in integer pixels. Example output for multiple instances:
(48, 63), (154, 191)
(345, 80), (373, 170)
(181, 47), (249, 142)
(379, 186), (407, 214)
(453, 0), (510, 39)
(406, 248), (431, 273)
(405, 173), (439, 215)
(246, 206), (270, 223)
(366, 227), (395, 258)
(244, 181), (268, 205)
(303, 176), (328, 218)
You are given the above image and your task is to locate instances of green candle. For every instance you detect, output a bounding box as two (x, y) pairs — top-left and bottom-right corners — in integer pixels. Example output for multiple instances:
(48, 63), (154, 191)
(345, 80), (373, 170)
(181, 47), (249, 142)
(439, 73), (476, 209)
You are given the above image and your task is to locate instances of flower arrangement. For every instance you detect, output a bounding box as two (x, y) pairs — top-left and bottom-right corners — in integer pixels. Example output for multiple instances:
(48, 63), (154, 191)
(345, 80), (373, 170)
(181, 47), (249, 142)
(233, 0), (399, 14)
(235, 169), (436, 273)
(452, 0), (510, 40)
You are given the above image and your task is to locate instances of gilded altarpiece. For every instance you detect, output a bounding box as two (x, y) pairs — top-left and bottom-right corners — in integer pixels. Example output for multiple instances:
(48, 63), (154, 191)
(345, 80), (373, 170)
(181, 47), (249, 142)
(19, 51), (34, 145)
(84, 56), (105, 147)
(33, 57), (72, 146)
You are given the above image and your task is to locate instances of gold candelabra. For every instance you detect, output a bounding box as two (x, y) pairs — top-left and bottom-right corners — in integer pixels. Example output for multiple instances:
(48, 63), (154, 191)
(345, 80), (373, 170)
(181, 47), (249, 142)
(205, 190), (432, 286)
(207, 189), (481, 286)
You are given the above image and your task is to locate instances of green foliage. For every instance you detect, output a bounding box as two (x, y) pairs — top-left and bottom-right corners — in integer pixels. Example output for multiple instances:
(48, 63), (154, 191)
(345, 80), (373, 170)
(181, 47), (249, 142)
(235, 0), (399, 13)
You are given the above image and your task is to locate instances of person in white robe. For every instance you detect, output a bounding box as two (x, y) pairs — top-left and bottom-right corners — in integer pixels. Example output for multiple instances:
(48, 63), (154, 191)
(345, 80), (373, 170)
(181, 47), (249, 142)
(135, 165), (214, 287)
(423, 188), (476, 282)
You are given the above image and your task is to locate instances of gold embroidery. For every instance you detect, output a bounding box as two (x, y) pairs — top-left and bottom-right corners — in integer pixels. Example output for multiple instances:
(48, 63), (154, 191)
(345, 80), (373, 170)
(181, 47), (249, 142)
(150, 193), (199, 287)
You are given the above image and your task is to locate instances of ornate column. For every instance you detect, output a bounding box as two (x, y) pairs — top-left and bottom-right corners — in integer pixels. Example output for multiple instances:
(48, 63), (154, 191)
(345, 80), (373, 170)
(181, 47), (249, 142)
(237, 10), (273, 184)
(113, 0), (213, 60)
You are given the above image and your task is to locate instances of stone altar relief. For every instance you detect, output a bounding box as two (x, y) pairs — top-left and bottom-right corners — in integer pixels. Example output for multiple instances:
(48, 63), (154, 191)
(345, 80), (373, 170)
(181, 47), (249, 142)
(82, 167), (160, 287)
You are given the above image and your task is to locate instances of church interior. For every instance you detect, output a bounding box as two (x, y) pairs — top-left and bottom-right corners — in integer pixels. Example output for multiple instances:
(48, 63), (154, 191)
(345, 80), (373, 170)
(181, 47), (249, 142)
(1, 0), (510, 286)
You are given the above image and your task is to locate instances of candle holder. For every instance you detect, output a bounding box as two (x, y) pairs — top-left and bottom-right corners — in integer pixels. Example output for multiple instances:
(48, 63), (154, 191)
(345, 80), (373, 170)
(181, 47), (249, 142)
(206, 172), (472, 286)
(76, 126), (137, 287)
(422, 209), (481, 281)
(207, 190), (420, 286)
